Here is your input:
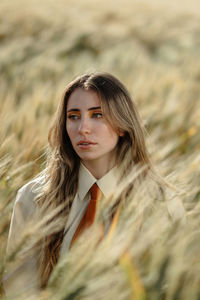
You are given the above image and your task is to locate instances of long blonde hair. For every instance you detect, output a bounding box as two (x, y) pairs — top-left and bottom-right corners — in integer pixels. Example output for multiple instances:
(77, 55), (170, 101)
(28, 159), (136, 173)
(38, 72), (165, 288)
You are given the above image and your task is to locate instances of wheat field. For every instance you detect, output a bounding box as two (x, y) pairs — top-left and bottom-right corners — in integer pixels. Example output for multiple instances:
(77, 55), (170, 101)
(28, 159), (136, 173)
(0, 0), (200, 299)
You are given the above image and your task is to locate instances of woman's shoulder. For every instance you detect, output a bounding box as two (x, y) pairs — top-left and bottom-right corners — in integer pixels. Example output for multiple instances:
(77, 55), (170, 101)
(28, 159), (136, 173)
(145, 172), (186, 223)
(18, 175), (45, 195)
(14, 175), (45, 214)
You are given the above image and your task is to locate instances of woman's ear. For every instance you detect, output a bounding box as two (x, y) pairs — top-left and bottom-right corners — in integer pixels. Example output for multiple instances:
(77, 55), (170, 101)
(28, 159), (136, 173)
(118, 130), (125, 137)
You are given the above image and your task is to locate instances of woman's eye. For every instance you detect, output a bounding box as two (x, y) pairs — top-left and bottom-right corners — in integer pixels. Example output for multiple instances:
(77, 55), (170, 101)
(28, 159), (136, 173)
(92, 112), (103, 118)
(67, 114), (80, 120)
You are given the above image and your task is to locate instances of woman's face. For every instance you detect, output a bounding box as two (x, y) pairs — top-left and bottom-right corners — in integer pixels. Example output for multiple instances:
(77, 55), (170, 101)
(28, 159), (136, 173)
(66, 88), (120, 171)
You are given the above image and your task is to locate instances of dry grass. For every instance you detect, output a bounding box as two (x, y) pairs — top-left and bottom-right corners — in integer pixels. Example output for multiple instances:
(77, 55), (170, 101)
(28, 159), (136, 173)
(0, 0), (200, 299)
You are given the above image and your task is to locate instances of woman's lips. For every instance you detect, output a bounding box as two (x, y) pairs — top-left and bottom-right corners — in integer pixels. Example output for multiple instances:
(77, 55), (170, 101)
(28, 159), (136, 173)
(77, 140), (97, 149)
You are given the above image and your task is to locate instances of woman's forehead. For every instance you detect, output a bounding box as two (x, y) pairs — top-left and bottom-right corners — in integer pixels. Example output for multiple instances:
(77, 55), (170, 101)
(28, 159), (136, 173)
(67, 88), (102, 110)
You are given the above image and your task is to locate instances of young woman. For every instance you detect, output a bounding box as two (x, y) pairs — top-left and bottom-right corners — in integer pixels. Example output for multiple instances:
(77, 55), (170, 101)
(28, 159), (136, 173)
(4, 72), (184, 297)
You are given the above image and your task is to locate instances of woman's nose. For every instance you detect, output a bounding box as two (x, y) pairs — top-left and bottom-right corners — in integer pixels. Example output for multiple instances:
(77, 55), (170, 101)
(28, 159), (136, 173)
(78, 117), (91, 135)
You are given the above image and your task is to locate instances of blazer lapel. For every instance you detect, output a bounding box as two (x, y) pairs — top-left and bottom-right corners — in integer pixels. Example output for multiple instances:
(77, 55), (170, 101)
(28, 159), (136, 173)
(60, 193), (89, 257)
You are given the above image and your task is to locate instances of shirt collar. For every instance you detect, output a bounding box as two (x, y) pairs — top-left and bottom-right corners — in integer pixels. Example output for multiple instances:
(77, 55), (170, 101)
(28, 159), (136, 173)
(78, 163), (121, 201)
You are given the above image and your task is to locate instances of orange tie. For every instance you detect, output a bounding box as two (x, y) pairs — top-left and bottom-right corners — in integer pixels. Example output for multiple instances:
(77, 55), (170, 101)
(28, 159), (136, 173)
(70, 183), (102, 247)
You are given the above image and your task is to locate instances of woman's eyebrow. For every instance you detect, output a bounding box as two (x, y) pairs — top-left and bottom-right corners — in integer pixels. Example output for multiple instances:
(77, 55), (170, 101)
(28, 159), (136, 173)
(88, 106), (101, 111)
(67, 106), (101, 113)
(67, 108), (80, 113)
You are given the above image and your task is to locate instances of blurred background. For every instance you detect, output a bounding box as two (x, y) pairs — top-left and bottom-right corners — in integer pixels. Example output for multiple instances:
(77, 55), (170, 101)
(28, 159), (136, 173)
(0, 0), (200, 299)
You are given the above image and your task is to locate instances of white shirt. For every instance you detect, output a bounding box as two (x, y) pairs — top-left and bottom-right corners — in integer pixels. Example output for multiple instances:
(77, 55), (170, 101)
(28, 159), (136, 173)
(60, 163), (120, 255)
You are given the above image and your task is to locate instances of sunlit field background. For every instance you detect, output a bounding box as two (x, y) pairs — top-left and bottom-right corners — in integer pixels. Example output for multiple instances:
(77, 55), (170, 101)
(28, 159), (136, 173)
(0, 0), (200, 299)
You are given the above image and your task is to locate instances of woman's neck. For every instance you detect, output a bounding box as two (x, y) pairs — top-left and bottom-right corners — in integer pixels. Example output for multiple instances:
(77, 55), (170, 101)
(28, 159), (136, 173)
(81, 157), (116, 179)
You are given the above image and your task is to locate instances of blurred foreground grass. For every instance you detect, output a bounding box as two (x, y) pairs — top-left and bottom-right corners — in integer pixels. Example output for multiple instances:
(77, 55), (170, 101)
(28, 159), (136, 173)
(0, 0), (200, 299)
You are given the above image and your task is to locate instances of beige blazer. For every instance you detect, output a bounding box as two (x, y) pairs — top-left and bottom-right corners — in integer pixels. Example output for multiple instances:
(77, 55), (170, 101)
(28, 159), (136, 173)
(3, 164), (185, 298)
(3, 164), (120, 298)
